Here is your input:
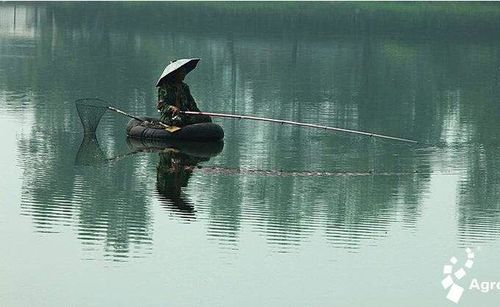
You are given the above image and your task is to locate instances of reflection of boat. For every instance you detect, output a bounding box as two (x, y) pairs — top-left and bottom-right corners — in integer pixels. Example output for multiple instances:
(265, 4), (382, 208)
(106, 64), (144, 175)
(126, 137), (224, 158)
(126, 117), (224, 141)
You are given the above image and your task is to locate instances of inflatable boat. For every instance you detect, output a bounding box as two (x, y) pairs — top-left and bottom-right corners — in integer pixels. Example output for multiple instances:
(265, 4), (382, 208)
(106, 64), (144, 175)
(126, 117), (224, 141)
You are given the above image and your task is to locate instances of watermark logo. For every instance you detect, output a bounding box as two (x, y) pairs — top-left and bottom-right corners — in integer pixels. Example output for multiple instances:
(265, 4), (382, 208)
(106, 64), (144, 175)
(441, 248), (475, 304)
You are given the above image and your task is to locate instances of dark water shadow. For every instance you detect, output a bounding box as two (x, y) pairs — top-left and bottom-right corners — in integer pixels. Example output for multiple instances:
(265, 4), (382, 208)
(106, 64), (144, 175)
(126, 138), (224, 221)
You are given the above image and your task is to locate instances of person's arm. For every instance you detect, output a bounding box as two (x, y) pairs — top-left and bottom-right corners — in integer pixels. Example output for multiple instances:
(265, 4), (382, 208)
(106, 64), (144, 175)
(158, 86), (180, 116)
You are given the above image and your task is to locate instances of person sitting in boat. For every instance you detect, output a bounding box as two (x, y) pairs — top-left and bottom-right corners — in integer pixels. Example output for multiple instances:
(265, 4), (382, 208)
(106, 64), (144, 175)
(156, 58), (211, 127)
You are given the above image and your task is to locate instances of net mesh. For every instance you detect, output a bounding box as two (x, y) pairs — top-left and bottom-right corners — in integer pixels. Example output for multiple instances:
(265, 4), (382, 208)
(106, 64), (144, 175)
(74, 135), (107, 166)
(75, 98), (108, 135)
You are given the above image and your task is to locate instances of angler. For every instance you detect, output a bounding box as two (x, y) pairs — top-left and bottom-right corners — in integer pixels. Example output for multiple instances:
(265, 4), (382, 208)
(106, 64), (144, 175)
(155, 58), (212, 127)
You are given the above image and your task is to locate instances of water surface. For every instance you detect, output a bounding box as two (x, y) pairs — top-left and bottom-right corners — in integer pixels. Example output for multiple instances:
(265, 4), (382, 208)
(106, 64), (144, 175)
(1, 3), (500, 306)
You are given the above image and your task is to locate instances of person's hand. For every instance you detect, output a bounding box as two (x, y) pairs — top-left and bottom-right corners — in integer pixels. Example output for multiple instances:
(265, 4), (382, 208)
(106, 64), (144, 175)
(157, 100), (165, 110)
(169, 106), (180, 115)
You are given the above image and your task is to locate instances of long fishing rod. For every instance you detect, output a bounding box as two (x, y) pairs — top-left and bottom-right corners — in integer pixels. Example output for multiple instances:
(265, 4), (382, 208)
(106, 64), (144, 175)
(183, 111), (418, 144)
(76, 98), (416, 143)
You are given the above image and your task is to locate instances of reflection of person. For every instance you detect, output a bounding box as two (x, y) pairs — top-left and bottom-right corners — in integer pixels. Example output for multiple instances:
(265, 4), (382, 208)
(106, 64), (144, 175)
(156, 149), (209, 217)
(156, 60), (211, 127)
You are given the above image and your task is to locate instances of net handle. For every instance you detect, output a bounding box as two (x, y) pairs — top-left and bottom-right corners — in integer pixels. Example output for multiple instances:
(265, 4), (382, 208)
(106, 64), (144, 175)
(76, 98), (169, 129)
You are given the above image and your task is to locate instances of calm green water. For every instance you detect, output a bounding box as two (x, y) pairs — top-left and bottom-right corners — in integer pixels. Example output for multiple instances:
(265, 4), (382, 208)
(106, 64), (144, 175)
(1, 3), (500, 306)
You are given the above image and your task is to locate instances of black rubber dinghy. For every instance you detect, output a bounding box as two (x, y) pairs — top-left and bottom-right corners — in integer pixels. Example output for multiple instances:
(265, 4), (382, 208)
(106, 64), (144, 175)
(126, 117), (224, 141)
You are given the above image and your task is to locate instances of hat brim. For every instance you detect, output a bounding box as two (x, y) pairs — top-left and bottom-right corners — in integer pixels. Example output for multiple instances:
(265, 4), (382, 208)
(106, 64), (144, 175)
(156, 58), (201, 87)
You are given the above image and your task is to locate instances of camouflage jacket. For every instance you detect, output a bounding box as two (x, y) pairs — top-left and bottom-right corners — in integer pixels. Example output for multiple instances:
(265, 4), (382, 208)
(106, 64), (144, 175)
(157, 82), (210, 126)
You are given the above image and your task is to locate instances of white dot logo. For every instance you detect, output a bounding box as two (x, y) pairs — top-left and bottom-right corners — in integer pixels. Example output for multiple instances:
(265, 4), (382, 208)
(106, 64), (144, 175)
(442, 248), (475, 304)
